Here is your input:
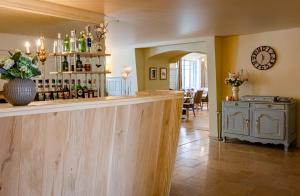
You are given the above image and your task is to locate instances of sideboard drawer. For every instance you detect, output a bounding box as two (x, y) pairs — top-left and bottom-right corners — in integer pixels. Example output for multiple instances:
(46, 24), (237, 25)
(223, 102), (250, 108)
(254, 104), (285, 110)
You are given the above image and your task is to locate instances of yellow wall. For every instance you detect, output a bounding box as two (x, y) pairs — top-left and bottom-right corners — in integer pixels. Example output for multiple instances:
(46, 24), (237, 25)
(135, 48), (145, 90)
(219, 28), (300, 145)
(144, 57), (170, 90)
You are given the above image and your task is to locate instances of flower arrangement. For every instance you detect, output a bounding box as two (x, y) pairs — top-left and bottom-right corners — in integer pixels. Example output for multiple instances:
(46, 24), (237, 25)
(225, 69), (248, 87)
(0, 51), (41, 80)
(94, 22), (108, 42)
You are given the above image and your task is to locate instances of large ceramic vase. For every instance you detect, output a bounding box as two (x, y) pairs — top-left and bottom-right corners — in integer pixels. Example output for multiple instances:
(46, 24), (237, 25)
(232, 86), (240, 101)
(3, 78), (36, 106)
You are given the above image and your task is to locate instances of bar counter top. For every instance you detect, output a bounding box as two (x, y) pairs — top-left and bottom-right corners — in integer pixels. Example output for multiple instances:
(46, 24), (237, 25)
(0, 90), (183, 117)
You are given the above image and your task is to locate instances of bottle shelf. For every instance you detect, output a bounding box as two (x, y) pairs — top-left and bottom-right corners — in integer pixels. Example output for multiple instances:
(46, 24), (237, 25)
(49, 71), (111, 75)
(49, 52), (111, 58)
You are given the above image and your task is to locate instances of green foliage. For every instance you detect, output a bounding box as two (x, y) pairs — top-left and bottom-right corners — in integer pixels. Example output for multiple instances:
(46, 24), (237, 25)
(11, 51), (21, 61)
(0, 51), (41, 80)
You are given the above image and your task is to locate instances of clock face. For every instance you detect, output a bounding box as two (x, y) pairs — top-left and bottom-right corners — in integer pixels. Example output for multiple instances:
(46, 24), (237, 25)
(251, 46), (277, 70)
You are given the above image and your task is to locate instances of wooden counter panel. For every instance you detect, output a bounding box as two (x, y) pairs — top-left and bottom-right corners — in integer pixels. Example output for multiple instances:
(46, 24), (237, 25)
(0, 96), (182, 196)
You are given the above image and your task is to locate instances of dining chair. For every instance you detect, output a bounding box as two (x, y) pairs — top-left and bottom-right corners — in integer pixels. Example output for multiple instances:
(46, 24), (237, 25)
(182, 96), (196, 119)
(194, 90), (203, 111)
(201, 93), (208, 110)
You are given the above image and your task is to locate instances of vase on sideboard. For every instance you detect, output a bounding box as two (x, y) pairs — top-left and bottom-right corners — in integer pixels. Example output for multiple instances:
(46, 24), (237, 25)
(232, 86), (240, 101)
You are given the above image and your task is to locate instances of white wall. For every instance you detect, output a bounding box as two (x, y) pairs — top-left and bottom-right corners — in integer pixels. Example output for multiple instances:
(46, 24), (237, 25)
(105, 46), (138, 94)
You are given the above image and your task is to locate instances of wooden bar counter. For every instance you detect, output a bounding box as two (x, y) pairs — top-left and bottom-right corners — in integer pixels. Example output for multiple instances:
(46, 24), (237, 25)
(0, 91), (183, 196)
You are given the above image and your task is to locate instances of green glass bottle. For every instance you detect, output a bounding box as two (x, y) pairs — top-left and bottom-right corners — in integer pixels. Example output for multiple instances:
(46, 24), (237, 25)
(64, 34), (70, 52)
(77, 79), (84, 98)
(78, 32), (87, 52)
(76, 54), (83, 72)
(62, 56), (69, 71)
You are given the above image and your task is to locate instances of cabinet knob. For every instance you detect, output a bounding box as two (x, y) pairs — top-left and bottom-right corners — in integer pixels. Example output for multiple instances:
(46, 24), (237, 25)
(256, 119), (259, 130)
(245, 119), (249, 129)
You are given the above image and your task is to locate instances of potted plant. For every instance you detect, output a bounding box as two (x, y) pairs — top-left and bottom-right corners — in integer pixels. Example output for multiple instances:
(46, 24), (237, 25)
(225, 70), (248, 101)
(0, 50), (41, 106)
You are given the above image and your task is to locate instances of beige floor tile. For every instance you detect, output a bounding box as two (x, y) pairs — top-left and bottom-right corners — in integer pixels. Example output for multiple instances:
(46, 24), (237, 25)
(170, 109), (300, 196)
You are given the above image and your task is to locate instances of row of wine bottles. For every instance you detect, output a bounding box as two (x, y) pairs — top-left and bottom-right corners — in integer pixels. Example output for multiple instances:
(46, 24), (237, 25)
(58, 55), (92, 72)
(33, 79), (99, 102)
(54, 26), (93, 53)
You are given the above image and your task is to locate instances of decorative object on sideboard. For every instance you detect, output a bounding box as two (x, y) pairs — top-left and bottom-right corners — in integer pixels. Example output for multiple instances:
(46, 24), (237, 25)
(225, 69), (248, 101)
(0, 51), (41, 106)
(251, 46), (277, 70)
(160, 67), (167, 80)
(225, 96), (233, 101)
(149, 67), (157, 80)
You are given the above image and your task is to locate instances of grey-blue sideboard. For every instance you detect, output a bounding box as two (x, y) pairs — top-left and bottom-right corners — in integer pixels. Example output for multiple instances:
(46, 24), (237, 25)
(222, 96), (296, 151)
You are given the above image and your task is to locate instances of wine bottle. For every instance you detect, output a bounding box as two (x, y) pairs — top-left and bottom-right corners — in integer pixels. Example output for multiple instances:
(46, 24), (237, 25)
(62, 56), (69, 71)
(78, 31), (87, 52)
(76, 54), (83, 72)
(57, 80), (64, 99)
(92, 79), (98, 97)
(70, 79), (77, 99)
(85, 25), (92, 53)
(57, 33), (63, 53)
(70, 30), (77, 52)
(88, 79), (94, 98)
(63, 34), (70, 52)
(82, 80), (89, 98)
(44, 79), (52, 101)
(51, 79), (58, 100)
(77, 79), (84, 98)
(37, 80), (45, 101)
(63, 79), (70, 99)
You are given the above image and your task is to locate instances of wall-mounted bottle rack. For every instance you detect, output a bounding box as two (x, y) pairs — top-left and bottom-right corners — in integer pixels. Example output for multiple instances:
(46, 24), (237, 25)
(49, 52), (111, 98)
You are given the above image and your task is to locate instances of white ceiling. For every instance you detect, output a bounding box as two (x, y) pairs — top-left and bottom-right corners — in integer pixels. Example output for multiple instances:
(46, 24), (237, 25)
(43, 0), (300, 46)
(0, 7), (90, 38)
(3, 0), (300, 46)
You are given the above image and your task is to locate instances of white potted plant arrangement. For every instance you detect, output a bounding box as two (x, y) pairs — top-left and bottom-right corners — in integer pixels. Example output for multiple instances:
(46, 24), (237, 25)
(224, 69), (248, 101)
(0, 50), (41, 106)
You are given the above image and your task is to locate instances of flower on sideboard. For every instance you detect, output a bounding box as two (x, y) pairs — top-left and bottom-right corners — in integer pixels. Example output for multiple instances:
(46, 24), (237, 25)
(225, 69), (248, 87)
(0, 51), (41, 80)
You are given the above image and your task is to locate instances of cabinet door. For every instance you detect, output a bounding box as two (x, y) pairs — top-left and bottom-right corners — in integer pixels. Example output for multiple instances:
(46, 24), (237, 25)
(223, 108), (249, 135)
(252, 110), (285, 140)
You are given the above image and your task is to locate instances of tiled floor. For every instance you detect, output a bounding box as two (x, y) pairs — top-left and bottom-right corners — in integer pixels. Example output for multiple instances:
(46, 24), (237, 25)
(170, 109), (300, 196)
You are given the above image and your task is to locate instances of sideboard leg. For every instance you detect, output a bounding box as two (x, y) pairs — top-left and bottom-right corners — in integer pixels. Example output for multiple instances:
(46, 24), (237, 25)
(284, 144), (289, 152)
(223, 136), (226, 143)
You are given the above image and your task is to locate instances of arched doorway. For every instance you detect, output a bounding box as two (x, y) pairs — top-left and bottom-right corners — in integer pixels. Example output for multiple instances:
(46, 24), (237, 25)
(134, 38), (220, 140)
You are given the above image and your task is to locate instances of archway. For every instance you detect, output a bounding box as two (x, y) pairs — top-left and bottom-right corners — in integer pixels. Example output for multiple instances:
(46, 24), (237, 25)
(134, 38), (220, 140)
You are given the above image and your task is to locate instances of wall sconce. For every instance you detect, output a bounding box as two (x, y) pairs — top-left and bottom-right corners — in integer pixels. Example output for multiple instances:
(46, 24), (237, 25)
(36, 36), (47, 65)
(123, 66), (132, 75)
(121, 66), (132, 96)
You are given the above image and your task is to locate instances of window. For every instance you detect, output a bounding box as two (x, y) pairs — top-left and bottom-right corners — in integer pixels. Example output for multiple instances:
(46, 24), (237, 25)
(182, 59), (201, 90)
(169, 63), (179, 90)
(169, 53), (207, 90)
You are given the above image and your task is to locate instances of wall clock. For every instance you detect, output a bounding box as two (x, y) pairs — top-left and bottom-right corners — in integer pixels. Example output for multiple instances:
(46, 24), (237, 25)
(251, 46), (277, 70)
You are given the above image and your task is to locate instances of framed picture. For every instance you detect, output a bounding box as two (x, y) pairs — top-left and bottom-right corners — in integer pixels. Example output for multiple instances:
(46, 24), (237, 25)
(149, 67), (157, 80)
(160, 67), (167, 80)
